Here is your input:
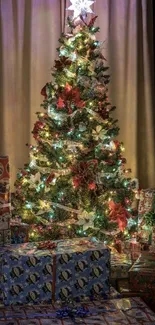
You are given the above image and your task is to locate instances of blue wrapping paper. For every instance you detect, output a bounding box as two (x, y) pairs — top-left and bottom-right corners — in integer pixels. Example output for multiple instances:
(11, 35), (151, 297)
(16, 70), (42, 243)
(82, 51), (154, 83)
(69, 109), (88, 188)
(0, 238), (110, 305)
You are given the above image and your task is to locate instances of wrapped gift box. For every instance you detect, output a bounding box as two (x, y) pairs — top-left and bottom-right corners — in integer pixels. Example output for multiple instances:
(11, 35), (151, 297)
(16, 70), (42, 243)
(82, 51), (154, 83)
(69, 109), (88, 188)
(138, 189), (155, 215)
(129, 252), (155, 293)
(129, 253), (155, 311)
(123, 239), (142, 261)
(0, 156), (11, 246)
(10, 220), (29, 244)
(110, 252), (132, 280)
(0, 297), (155, 324)
(0, 238), (110, 305)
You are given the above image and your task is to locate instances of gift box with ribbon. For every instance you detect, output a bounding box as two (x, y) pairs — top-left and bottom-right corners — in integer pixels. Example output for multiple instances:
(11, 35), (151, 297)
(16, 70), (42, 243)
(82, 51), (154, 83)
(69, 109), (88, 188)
(0, 238), (110, 305)
(0, 156), (11, 246)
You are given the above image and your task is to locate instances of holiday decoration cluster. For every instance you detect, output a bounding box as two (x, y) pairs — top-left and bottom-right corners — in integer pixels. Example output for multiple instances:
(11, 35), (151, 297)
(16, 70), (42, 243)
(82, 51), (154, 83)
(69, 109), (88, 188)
(12, 1), (138, 243)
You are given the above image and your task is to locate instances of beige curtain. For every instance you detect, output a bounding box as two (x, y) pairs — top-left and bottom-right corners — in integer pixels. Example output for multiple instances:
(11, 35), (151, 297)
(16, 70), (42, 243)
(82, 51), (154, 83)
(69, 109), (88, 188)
(0, 0), (154, 190)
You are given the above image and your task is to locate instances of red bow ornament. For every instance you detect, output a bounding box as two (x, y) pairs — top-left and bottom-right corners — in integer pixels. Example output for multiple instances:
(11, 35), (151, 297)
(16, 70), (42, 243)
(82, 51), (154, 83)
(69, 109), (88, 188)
(41, 83), (50, 99)
(37, 241), (57, 250)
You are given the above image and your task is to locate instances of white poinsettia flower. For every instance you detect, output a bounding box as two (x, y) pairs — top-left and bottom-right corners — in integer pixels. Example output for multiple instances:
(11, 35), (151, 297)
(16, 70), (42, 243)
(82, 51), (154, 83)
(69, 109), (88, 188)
(77, 210), (96, 230)
(28, 172), (42, 189)
(92, 126), (106, 140)
(30, 172), (41, 184)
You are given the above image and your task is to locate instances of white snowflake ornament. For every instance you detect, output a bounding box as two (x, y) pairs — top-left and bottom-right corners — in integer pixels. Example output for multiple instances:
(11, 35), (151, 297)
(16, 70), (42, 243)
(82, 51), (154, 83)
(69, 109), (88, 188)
(68, 0), (94, 18)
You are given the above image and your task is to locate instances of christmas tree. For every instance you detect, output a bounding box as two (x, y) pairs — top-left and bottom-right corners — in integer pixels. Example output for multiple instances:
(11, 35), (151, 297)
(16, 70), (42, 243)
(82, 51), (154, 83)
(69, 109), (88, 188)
(13, 0), (137, 243)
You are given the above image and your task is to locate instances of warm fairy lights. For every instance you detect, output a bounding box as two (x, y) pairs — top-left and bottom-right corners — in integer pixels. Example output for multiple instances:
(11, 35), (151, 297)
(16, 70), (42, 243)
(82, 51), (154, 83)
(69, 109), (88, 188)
(13, 13), (137, 243)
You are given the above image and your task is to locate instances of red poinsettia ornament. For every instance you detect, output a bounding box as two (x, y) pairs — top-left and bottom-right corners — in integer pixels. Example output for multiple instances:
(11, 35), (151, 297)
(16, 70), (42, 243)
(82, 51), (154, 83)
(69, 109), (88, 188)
(57, 83), (85, 114)
(71, 160), (98, 190)
(54, 56), (72, 71)
(109, 200), (131, 232)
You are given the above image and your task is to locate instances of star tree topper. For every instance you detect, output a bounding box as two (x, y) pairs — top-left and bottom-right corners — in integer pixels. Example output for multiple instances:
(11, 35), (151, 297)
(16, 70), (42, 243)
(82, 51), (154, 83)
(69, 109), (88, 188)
(68, 0), (94, 18)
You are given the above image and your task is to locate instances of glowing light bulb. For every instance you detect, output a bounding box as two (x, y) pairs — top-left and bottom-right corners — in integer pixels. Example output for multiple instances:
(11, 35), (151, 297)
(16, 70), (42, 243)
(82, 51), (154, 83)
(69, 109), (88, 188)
(52, 178), (56, 185)
(120, 145), (125, 152)
(36, 186), (40, 193)
(23, 179), (28, 184)
(26, 202), (32, 209)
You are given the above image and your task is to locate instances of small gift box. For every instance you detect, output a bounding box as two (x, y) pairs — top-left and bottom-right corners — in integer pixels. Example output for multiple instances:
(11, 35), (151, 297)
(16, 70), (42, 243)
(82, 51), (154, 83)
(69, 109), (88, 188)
(10, 217), (29, 244)
(0, 237), (110, 305)
(138, 189), (155, 215)
(110, 252), (132, 280)
(129, 252), (155, 293)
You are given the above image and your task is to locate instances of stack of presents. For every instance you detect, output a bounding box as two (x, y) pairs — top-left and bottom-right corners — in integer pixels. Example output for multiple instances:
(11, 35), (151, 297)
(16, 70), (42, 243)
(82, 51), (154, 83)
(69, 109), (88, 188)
(0, 156), (155, 324)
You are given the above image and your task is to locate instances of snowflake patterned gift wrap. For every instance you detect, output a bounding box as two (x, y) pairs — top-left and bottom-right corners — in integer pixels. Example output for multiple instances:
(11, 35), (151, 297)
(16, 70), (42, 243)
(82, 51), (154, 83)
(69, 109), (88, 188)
(0, 237), (110, 305)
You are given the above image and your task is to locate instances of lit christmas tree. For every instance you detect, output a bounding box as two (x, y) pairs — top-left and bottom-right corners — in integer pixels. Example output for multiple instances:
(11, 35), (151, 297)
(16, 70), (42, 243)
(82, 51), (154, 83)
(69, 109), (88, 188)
(13, 1), (137, 242)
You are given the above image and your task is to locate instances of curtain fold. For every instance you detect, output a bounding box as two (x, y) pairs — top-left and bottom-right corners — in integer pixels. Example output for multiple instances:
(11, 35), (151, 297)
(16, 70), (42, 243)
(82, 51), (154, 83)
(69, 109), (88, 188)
(0, 0), (154, 189)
